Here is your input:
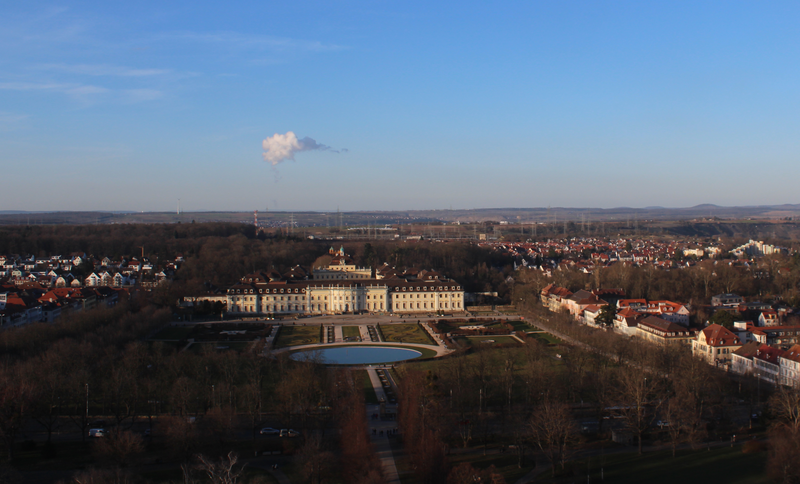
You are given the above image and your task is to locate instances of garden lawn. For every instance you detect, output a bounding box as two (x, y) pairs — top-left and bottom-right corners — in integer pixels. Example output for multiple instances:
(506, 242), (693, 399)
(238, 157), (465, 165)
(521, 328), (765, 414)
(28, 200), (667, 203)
(379, 323), (435, 345)
(274, 324), (321, 348)
(342, 326), (361, 339)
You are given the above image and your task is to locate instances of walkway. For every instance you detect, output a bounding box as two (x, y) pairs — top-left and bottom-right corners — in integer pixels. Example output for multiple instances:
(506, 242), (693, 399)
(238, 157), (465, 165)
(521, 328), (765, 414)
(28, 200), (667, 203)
(366, 367), (400, 484)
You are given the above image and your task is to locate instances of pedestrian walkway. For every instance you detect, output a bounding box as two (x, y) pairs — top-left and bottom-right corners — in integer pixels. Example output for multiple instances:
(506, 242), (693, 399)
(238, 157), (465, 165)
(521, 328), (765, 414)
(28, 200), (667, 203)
(334, 325), (344, 342)
(365, 367), (401, 484)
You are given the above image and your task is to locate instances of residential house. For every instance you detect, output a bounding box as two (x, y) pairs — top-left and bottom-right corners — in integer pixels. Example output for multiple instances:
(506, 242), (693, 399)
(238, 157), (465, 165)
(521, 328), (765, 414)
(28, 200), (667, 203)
(692, 324), (742, 367)
(779, 345), (800, 388)
(753, 345), (785, 385)
(731, 341), (760, 376)
(635, 316), (696, 346)
(758, 310), (779, 327)
(712, 293), (744, 308)
(613, 307), (646, 337)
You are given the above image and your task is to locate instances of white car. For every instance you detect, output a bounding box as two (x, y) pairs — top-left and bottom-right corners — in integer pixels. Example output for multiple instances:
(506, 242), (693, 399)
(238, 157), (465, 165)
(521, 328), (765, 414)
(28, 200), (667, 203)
(279, 429), (299, 438)
(89, 428), (107, 438)
(260, 427), (280, 435)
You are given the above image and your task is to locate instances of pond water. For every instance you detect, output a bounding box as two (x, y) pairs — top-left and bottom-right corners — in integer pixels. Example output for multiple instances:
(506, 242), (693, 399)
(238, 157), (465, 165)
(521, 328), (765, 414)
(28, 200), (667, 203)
(291, 346), (423, 365)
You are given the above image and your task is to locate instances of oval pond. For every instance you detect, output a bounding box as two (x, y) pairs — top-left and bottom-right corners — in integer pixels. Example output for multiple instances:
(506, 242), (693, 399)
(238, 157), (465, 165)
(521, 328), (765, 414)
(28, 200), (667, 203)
(291, 346), (423, 365)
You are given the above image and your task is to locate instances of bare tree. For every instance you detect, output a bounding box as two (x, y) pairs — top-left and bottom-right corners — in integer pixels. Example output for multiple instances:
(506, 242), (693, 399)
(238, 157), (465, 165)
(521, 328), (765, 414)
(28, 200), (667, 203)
(528, 398), (576, 475)
(617, 368), (661, 455)
(193, 452), (244, 484)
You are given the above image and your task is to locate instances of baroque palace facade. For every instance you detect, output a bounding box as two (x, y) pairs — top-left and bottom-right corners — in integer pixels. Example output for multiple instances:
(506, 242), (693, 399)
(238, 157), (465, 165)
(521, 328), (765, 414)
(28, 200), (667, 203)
(226, 247), (465, 316)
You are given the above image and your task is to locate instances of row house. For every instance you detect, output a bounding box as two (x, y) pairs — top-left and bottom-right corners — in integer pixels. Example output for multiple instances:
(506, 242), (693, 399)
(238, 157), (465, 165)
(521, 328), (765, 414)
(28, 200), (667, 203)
(635, 316), (696, 346)
(540, 284), (573, 312)
(0, 292), (43, 327)
(563, 290), (607, 318)
(85, 272), (131, 287)
(581, 304), (605, 327)
(731, 341), (760, 376)
(753, 345), (784, 385)
(779, 345), (800, 388)
(613, 307), (646, 337)
(692, 324), (741, 367)
(744, 324), (800, 348)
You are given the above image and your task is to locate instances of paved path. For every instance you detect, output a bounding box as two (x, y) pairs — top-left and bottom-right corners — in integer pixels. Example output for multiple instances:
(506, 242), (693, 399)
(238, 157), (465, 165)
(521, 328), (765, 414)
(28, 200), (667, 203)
(334, 325), (344, 342)
(367, 368), (388, 402)
(365, 367), (400, 484)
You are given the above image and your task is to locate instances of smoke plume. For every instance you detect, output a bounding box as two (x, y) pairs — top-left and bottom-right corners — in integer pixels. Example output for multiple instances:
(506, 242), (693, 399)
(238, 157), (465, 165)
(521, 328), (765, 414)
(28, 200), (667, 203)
(262, 131), (344, 165)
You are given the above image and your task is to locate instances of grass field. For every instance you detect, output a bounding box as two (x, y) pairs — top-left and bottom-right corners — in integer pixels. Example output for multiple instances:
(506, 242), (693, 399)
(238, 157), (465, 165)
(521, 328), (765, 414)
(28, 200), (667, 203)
(529, 332), (561, 345)
(509, 319), (535, 332)
(274, 324), (321, 348)
(379, 323), (436, 345)
(537, 446), (768, 484)
(342, 326), (361, 339)
(457, 335), (521, 347)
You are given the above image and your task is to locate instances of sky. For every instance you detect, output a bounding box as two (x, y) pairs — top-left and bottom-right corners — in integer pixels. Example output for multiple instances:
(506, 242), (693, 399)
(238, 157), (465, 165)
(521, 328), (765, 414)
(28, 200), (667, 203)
(3, 1), (800, 212)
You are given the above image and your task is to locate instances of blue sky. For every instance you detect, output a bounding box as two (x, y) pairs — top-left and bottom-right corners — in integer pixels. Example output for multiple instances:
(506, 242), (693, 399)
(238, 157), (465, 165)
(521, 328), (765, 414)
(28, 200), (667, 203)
(3, 1), (800, 212)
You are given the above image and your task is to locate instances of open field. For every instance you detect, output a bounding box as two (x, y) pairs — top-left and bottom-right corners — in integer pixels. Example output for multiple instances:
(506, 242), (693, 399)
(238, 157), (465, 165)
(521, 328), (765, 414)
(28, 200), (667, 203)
(379, 323), (436, 345)
(342, 326), (361, 339)
(538, 446), (768, 484)
(274, 325), (321, 348)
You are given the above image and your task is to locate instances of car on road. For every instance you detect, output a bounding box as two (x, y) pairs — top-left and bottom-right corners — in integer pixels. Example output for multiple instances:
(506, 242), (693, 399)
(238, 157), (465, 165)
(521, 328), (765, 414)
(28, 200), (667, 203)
(89, 428), (107, 438)
(656, 420), (670, 428)
(260, 427), (280, 435)
(279, 429), (299, 438)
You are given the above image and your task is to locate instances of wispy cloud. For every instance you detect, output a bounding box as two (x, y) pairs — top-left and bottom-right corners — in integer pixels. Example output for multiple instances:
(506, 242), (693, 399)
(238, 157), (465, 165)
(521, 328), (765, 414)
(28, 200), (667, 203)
(159, 31), (346, 53)
(34, 63), (172, 77)
(124, 89), (164, 102)
(0, 111), (30, 131)
(0, 81), (164, 103)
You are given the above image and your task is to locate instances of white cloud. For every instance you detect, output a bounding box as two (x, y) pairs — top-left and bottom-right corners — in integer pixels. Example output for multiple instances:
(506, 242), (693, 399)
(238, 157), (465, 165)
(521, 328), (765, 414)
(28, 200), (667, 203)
(262, 131), (344, 166)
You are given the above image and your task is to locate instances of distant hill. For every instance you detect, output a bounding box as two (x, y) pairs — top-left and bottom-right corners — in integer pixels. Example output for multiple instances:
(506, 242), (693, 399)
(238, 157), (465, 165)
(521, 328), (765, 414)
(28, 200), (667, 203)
(1, 204), (799, 227)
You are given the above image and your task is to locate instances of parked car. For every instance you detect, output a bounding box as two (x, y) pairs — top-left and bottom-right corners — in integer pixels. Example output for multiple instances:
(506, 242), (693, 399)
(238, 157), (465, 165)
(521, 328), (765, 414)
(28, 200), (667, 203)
(89, 428), (107, 438)
(656, 420), (670, 428)
(279, 429), (299, 438)
(260, 427), (280, 435)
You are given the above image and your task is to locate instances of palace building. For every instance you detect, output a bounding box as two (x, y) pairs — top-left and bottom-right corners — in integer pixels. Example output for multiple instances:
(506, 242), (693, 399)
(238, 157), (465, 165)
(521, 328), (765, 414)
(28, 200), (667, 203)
(226, 247), (465, 316)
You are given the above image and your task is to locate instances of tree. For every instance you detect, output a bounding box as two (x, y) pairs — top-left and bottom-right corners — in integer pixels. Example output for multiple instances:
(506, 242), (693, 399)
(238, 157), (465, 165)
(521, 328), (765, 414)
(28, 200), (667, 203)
(447, 463), (506, 484)
(0, 370), (31, 460)
(93, 430), (145, 467)
(596, 304), (615, 327)
(617, 368), (661, 455)
(709, 309), (738, 329)
(191, 452), (244, 484)
(528, 399), (576, 475)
